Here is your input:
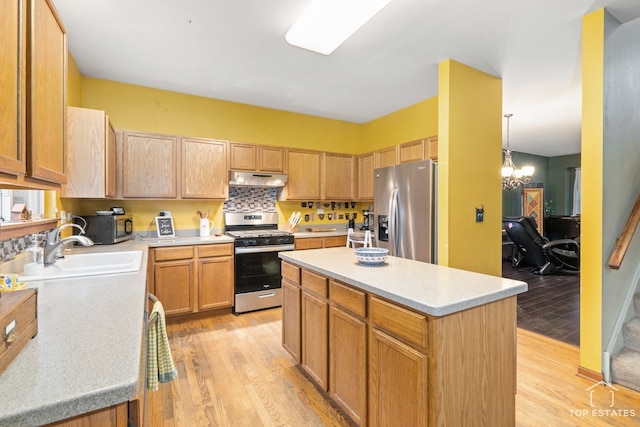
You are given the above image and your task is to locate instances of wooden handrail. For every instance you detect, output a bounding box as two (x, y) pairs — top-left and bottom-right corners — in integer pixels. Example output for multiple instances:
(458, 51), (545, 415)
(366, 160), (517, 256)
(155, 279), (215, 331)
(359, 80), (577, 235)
(608, 193), (640, 269)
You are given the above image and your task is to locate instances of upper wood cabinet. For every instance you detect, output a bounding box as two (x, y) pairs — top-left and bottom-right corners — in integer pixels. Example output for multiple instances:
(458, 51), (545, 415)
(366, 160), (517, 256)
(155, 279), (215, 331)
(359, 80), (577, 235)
(61, 107), (116, 198)
(120, 131), (178, 198)
(27, 0), (67, 185)
(0, 0), (67, 188)
(0, 0), (26, 177)
(374, 146), (397, 169)
(399, 139), (425, 164)
(286, 149), (322, 200)
(323, 152), (355, 200)
(230, 142), (285, 173)
(357, 152), (374, 201)
(425, 136), (438, 160)
(182, 137), (227, 199)
(259, 145), (285, 172)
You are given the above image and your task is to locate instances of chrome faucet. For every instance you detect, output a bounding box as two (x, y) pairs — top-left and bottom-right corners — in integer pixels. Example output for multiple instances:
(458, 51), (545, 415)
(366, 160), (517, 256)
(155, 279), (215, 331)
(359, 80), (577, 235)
(44, 224), (94, 264)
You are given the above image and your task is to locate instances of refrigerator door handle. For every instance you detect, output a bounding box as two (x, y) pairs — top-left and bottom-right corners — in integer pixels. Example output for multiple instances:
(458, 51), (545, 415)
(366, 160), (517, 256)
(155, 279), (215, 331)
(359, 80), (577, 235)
(389, 188), (399, 257)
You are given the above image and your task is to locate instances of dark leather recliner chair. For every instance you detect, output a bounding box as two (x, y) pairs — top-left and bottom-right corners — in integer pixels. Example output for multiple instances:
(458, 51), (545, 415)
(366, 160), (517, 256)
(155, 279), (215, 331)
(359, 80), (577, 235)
(503, 216), (580, 275)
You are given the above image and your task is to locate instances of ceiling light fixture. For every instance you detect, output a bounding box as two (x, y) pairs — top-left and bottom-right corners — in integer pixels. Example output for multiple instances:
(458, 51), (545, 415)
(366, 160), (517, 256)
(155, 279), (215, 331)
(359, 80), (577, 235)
(285, 0), (394, 55)
(502, 114), (534, 190)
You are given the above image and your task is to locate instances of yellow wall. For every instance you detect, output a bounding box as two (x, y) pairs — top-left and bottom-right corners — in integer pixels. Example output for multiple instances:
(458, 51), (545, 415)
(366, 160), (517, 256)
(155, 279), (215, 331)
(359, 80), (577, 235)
(67, 54), (83, 107)
(437, 59), (502, 276)
(81, 78), (361, 153)
(360, 97), (439, 152)
(580, 9), (605, 373)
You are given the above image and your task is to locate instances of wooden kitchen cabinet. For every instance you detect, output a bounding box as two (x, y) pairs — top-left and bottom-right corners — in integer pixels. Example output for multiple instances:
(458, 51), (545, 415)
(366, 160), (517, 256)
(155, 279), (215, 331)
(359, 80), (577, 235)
(281, 262), (302, 363)
(0, 0), (67, 188)
(286, 149), (322, 200)
(259, 145), (285, 172)
(425, 136), (438, 160)
(45, 403), (128, 427)
(357, 152), (374, 201)
(399, 138), (425, 164)
(152, 247), (195, 316)
(0, 0), (26, 177)
(182, 137), (227, 199)
(374, 146), (397, 169)
(294, 235), (347, 250)
(61, 107), (116, 198)
(301, 270), (329, 391)
(150, 244), (234, 317)
(197, 244), (234, 310)
(323, 152), (355, 200)
(229, 142), (256, 170)
(329, 280), (367, 426)
(120, 131), (178, 198)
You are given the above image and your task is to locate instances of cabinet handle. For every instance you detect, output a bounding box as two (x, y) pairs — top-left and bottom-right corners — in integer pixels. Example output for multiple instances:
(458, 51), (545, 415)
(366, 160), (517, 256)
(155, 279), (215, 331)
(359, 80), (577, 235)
(3, 320), (18, 343)
(258, 292), (276, 299)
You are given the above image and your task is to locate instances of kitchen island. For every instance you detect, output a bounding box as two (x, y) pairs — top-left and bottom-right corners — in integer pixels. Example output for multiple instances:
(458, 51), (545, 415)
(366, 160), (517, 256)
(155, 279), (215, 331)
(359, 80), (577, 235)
(279, 247), (527, 427)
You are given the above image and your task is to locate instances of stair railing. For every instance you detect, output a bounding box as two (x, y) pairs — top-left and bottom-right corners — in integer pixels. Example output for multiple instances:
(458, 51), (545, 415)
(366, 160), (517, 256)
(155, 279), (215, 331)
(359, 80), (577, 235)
(608, 194), (640, 269)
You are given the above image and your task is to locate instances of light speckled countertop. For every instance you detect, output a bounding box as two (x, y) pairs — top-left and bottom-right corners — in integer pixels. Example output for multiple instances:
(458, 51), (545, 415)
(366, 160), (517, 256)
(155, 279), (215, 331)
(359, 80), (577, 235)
(279, 247), (527, 316)
(0, 236), (234, 427)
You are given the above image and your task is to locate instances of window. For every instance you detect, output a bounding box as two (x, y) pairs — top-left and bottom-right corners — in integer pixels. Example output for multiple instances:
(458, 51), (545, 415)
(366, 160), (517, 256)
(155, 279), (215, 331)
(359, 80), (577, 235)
(0, 190), (45, 222)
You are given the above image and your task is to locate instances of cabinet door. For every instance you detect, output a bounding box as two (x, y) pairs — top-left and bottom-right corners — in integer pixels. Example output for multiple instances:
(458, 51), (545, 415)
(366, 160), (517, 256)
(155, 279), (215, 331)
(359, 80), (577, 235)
(399, 139), (425, 164)
(154, 260), (194, 316)
(329, 306), (367, 426)
(302, 291), (329, 391)
(425, 136), (438, 160)
(198, 255), (234, 310)
(62, 107), (113, 198)
(286, 149), (321, 200)
(282, 279), (301, 363)
(369, 328), (427, 427)
(357, 153), (374, 201)
(182, 137), (227, 199)
(27, 0), (67, 184)
(229, 142), (257, 171)
(0, 0), (26, 176)
(259, 146), (285, 172)
(121, 131), (178, 198)
(374, 146), (397, 169)
(323, 152), (355, 200)
(324, 235), (347, 248)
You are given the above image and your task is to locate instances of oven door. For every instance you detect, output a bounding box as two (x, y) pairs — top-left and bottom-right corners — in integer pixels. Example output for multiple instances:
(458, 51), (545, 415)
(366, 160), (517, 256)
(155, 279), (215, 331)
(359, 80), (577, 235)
(234, 245), (294, 314)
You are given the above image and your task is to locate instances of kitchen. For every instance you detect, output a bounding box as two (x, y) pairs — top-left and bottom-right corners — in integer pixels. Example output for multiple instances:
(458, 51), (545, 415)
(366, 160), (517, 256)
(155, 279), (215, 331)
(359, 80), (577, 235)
(2, 0), (640, 426)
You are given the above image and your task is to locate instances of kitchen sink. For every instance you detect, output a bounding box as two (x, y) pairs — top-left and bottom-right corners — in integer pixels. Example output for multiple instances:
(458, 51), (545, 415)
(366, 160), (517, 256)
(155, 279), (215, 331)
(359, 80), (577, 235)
(18, 250), (143, 282)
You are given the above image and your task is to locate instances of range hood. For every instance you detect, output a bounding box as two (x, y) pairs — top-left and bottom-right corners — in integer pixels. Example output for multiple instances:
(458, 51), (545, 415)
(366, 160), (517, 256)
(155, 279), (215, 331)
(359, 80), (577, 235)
(228, 170), (288, 187)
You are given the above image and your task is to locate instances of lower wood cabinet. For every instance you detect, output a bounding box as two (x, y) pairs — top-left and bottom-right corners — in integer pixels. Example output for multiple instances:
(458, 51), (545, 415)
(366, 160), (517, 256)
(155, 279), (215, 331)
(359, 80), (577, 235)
(150, 244), (234, 317)
(282, 265), (517, 427)
(295, 235), (347, 250)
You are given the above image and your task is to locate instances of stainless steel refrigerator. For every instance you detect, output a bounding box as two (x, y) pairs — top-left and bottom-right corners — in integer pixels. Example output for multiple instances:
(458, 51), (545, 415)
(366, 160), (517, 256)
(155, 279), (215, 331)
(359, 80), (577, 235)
(373, 160), (437, 263)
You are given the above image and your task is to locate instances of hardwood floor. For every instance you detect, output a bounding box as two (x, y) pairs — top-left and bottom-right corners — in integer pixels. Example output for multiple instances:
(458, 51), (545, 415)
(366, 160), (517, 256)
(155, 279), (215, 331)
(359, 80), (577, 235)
(503, 259), (580, 346)
(146, 308), (640, 426)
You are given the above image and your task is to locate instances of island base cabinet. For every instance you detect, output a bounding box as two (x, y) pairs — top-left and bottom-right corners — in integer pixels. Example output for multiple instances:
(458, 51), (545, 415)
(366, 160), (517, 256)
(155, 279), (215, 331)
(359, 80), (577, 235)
(301, 291), (328, 391)
(329, 306), (367, 426)
(44, 402), (128, 426)
(282, 279), (301, 363)
(369, 328), (427, 427)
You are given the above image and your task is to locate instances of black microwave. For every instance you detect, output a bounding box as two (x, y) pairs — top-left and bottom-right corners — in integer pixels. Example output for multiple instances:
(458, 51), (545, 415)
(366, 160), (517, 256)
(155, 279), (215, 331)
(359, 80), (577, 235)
(73, 214), (134, 244)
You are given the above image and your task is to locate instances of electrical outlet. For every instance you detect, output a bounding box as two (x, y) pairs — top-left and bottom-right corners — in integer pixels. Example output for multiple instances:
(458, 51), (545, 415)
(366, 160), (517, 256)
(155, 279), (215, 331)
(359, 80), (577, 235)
(475, 207), (484, 222)
(317, 208), (324, 214)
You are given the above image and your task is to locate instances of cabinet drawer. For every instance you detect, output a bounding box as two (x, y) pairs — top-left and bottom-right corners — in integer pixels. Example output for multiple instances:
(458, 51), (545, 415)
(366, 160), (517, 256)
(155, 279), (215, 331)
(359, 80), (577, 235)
(295, 238), (324, 250)
(301, 270), (328, 298)
(330, 280), (366, 318)
(282, 262), (300, 285)
(154, 246), (194, 262)
(198, 243), (233, 258)
(324, 236), (347, 248)
(0, 289), (38, 376)
(370, 296), (428, 350)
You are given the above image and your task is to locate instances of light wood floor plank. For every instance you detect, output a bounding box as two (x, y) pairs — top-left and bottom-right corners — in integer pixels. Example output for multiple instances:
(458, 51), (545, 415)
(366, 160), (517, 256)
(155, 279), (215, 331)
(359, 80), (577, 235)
(145, 309), (639, 426)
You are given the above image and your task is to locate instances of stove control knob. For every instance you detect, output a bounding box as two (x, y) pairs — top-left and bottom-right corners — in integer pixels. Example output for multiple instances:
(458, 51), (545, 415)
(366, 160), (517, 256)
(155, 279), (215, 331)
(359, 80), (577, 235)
(249, 239), (257, 246)
(264, 238), (270, 246)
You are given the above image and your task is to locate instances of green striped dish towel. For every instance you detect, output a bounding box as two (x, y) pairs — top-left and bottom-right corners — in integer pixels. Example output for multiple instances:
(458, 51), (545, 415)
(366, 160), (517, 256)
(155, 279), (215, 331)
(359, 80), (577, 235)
(147, 300), (178, 391)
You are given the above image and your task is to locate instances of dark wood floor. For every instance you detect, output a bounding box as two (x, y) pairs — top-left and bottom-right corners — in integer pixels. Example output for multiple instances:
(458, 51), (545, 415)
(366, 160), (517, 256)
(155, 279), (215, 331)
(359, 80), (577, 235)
(502, 259), (580, 346)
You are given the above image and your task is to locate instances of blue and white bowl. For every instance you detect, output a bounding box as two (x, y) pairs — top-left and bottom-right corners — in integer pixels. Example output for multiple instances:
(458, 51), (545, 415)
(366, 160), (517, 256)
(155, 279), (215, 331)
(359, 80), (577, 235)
(354, 247), (389, 266)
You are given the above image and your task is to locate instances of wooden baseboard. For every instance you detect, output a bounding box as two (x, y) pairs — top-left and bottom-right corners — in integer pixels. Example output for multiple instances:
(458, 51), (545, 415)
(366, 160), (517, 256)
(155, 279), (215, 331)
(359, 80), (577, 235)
(577, 365), (603, 382)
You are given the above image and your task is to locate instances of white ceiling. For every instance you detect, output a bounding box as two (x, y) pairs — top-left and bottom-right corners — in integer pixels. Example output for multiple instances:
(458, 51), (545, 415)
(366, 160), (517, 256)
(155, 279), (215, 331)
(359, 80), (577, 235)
(52, 0), (640, 157)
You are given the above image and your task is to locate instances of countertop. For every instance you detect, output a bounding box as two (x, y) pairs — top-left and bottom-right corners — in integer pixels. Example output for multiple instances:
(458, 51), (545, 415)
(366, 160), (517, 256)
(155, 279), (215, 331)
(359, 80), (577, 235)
(279, 247), (527, 317)
(0, 240), (150, 427)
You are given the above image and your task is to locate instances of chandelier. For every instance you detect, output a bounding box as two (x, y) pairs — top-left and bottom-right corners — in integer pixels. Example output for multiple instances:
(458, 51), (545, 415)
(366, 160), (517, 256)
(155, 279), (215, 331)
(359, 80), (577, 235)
(501, 113), (534, 190)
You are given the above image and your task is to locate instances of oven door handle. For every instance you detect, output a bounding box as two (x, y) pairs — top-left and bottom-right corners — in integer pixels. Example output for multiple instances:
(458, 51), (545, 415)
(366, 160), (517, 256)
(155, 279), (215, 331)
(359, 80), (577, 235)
(235, 244), (295, 254)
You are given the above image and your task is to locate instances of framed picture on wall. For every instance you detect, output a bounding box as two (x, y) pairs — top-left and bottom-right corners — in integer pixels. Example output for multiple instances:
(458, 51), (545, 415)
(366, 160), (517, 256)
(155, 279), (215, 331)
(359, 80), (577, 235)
(522, 187), (544, 235)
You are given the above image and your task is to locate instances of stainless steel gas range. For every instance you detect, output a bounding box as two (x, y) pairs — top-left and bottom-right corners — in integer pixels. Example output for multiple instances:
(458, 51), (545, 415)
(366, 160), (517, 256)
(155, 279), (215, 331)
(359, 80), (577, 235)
(224, 212), (295, 314)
